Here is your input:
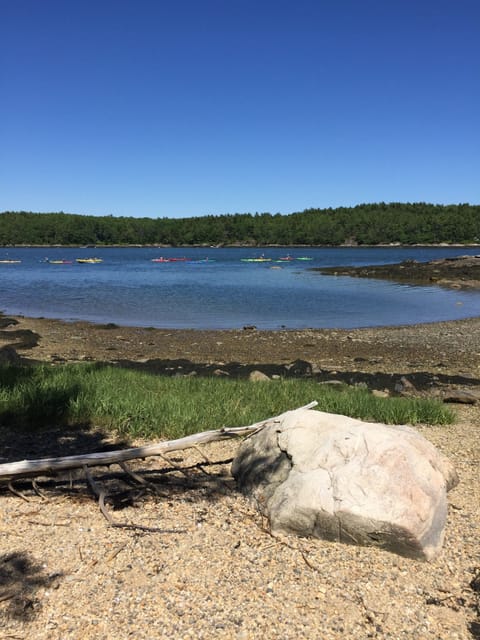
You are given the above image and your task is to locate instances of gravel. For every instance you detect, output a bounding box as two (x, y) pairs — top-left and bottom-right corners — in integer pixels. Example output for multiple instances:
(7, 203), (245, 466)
(0, 314), (479, 638)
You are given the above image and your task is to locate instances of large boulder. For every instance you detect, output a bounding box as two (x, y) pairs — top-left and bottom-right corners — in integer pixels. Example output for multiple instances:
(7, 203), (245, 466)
(232, 409), (458, 560)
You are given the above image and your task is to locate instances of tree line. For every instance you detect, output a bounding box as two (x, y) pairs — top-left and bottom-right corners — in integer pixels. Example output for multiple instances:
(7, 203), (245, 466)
(1, 202), (479, 246)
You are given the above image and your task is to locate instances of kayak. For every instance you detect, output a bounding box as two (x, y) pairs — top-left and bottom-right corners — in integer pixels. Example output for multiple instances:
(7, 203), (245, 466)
(46, 259), (73, 264)
(76, 258), (103, 264)
(151, 257), (191, 262)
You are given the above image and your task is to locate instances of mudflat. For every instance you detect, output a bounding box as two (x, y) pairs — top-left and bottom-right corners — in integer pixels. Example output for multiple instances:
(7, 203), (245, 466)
(0, 310), (479, 638)
(1, 312), (480, 392)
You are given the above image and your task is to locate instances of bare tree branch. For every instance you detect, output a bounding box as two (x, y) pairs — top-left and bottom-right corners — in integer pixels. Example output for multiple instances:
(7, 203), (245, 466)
(0, 403), (317, 482)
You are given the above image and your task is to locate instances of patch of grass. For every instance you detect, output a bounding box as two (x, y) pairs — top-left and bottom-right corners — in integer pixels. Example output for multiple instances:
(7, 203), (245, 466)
(0, 363), (455, 439)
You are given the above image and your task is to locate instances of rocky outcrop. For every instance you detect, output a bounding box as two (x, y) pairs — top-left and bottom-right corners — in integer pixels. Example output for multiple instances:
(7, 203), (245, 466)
(315, 254), (480, 289)
(232, 409), (458, 561)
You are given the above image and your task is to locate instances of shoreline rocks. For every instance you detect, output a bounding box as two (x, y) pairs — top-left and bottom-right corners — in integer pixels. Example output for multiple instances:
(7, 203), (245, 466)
(315, 254), (480, 289)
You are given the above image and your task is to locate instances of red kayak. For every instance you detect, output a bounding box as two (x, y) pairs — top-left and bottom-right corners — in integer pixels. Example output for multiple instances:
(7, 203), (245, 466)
(151, 257), (191, 263)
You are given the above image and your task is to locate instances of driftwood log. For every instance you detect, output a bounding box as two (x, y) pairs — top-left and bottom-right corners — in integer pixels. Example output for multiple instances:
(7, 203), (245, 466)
(0, 402), (317, 482)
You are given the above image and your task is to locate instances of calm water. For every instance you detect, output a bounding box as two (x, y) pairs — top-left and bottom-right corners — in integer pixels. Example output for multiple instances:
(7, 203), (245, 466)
(1, 246), (480, 329)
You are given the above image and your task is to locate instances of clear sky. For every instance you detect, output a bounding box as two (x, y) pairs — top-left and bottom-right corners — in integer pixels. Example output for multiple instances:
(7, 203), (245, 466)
(1, 0), (479, 218)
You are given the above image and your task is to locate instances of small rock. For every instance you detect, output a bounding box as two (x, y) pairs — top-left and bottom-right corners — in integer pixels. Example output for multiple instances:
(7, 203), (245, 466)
(249, 370), (270, 382)
(355, 381), (368, 389)
(443, 390), (478, 405)
(284, 359), (313, 376)
(213, 369), (230, 377)
(395, 376), (417, 394)
(50, 355), (67, 363)
(372, 389), (390, 398)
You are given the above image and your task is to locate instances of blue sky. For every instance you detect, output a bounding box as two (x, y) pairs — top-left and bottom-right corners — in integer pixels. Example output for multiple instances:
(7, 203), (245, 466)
(1, 0), (479, 218)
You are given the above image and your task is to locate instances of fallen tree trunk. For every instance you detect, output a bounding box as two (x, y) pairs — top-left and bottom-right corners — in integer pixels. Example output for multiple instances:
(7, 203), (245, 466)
(0, 402), (317, 481)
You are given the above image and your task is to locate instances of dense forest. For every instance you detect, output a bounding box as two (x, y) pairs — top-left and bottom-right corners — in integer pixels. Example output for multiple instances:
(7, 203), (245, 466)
(1, 203), (479, 246)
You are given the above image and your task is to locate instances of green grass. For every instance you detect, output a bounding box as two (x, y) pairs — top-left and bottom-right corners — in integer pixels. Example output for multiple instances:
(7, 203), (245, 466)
(0, 363), (455, 440)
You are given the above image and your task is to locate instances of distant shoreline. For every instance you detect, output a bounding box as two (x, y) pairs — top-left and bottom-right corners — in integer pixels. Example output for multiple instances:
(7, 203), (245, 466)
(2, 243), (480, 249)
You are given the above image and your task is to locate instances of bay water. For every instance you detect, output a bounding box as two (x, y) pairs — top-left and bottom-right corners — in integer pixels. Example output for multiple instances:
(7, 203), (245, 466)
(1, 246), (479, 330)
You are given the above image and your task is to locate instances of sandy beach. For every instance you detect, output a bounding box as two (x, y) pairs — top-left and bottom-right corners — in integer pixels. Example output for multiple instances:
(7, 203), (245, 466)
(1, 312), (479, 639)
